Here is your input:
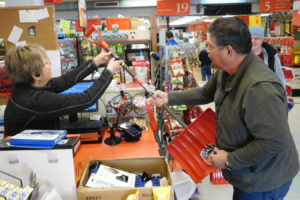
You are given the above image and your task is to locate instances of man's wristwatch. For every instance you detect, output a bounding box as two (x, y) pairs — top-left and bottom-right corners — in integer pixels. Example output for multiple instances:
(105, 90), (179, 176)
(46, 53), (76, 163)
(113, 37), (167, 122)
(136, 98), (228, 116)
(226, 161), (232, 170)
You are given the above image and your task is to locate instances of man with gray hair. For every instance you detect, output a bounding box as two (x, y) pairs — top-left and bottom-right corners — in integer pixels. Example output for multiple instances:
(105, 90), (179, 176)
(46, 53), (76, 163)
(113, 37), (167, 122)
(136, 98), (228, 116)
(151, 17), (299, 200)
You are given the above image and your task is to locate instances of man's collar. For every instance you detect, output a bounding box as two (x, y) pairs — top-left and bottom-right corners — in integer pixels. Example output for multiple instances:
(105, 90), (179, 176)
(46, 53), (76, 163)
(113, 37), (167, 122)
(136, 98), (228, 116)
(221, 52), (253, 93)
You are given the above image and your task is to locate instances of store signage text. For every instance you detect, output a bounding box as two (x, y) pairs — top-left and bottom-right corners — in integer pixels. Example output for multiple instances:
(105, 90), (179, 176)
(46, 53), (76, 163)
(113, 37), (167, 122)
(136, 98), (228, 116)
(157, 0), (190, 16)
(260, 0), (291, 13)
(44, 0), (62, 4)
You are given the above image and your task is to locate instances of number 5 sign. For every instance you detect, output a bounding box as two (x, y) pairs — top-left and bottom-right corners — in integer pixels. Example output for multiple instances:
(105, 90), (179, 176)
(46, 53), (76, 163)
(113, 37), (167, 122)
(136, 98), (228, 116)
(157, 0), (190, 16)
(260, 0), (275, 13)
(260, 0), (291, 13)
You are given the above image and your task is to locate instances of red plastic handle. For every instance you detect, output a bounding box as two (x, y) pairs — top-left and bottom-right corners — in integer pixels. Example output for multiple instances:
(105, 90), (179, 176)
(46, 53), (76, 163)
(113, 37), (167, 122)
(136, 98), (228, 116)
(84, 25), (109, 50)
(146, 100), (158, 131)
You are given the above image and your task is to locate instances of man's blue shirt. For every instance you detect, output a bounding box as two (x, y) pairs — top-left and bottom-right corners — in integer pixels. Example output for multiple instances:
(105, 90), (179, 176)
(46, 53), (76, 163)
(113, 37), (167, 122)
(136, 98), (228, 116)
(156, 39), (178, 58)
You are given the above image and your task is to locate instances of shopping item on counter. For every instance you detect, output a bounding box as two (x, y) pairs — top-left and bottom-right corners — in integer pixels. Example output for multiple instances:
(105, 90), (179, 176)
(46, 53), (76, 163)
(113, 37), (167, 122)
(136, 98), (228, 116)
(126, 190), (139, 200)
(86, 164), (136, 188)
(9, 130), (67, 149)
(152, 186), (171, 200)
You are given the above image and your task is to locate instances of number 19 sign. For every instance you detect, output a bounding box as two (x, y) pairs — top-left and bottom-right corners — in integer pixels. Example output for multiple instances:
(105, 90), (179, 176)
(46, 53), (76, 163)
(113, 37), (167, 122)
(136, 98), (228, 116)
(157, 0), (190, 16)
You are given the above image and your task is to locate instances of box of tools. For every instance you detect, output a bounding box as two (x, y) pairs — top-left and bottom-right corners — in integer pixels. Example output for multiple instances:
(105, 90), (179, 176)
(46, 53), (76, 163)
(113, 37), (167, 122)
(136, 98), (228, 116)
(77, 157), (174, 200)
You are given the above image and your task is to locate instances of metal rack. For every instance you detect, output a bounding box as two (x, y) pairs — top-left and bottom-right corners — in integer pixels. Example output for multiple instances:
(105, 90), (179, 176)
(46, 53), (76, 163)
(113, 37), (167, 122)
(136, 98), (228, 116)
(154, 43), (200, 153)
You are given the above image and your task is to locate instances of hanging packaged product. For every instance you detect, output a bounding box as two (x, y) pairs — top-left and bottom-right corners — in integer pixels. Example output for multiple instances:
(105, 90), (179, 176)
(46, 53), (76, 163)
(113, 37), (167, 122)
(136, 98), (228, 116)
(110, 45), (117, 54)
(169, 60), (185, 77)
(81, 39), (91, 55)
(116, 43), (123, 55)
(124, 66), (134, 83)
(112, 24), (119, 32)
(132, 60), (150, 84)
(170, 76), (184, 85)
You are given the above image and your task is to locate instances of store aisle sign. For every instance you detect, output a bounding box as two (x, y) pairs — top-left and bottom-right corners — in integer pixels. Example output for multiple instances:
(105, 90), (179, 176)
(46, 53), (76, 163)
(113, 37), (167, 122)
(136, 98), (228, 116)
(260, 0), (291, 13)
(157, 0), (190, 16)
(292, 0), (300, 26)
(44, 0), (62, 4)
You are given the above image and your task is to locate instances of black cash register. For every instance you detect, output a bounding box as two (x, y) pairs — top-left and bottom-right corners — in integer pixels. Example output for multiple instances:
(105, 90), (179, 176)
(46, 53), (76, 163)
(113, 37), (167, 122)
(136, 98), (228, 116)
(60, 81), (106, 143)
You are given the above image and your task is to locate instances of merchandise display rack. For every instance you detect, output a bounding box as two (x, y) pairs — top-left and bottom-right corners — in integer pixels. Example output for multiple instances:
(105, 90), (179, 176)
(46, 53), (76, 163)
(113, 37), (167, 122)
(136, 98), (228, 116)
(155, 43), (201, 152)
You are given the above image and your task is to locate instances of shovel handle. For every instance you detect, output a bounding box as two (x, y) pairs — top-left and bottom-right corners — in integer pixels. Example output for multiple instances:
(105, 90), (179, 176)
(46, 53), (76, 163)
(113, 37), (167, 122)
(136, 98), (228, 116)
(161, 105), (187, 128)
(85, 27), (188, 128)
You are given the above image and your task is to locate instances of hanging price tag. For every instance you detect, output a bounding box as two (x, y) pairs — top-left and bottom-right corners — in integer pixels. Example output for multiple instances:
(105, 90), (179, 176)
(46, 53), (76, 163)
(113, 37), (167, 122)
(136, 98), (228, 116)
(157, 0), (190, 16)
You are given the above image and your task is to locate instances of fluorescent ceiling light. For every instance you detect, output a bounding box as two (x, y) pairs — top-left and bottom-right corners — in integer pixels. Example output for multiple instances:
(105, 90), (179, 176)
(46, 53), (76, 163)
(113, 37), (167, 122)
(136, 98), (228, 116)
(260, 13), (270, 17)
(222, 15), (235, 18)
(170, 16), (203, 26)
(0, 2), (5, 5)
(204, 19), (215, 22)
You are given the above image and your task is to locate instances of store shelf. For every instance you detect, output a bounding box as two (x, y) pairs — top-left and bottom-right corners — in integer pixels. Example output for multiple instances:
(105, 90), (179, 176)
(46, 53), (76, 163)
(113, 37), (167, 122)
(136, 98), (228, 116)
(106, 39), (150, 44)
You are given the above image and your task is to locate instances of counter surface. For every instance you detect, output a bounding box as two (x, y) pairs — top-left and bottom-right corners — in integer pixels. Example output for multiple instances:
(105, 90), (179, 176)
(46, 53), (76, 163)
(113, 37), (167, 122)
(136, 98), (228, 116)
(73, 126), (160, 183)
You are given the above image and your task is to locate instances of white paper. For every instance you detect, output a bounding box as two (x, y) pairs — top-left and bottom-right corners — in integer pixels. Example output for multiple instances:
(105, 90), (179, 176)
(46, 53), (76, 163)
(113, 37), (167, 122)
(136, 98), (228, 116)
(112, 82), (126, 91)
(86, 164), (136, 188)
(38, 8), (49, 20)
(46, 50), (61, 78)
(8, 25), (23, 45)
(16, 40), (26, 47)
(43, 188), (63, 200)
(19, 10), (38, 23)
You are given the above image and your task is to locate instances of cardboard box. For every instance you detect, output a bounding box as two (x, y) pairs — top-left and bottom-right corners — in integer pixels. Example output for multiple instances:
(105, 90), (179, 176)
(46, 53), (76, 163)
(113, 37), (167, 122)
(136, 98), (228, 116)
(77, 157), (174, 200)
(131, 17), (145, 30)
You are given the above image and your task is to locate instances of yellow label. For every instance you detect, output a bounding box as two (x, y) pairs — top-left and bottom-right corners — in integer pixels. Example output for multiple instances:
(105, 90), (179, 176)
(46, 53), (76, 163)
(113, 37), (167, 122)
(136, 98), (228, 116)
(249, 15), (261, 28)
(60, 19), (71, 31)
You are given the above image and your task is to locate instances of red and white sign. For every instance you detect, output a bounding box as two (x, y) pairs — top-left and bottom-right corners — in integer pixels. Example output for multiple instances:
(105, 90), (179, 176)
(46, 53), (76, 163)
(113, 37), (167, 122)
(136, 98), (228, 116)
(292, 0), (300, 26)
(260, 0), (291, 13)
(44, 0), (62, 4)
(157, 0), (190, 16)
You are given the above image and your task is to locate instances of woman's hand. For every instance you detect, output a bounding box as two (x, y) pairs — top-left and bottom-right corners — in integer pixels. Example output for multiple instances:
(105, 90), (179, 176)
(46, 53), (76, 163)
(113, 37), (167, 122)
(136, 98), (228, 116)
(150, 90), (168, 107)
(106, 58), (123, 74)
(93, 50), (112, 66)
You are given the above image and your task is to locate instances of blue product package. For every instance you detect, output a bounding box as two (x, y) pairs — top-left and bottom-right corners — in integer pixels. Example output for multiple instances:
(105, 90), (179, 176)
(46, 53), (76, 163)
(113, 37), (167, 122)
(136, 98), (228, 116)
(152, 178), (160, 186)
(9, 129), (67, 148)
(135, 176), (144, 187)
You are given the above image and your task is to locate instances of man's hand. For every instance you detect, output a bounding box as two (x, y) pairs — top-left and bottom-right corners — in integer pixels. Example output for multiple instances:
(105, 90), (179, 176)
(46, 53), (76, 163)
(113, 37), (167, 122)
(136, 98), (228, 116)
(150, 90), (168, 107)
(209, 147), (228, 169)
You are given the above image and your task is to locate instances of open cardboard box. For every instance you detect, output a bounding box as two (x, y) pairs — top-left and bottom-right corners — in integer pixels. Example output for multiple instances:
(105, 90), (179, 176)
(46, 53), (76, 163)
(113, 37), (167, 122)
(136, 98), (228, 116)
(77, 157), (174, 200)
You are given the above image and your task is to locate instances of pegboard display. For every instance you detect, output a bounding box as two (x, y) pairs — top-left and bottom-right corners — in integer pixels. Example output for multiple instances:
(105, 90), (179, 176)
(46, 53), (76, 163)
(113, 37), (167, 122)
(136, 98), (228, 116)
(79, 85), (155, 122)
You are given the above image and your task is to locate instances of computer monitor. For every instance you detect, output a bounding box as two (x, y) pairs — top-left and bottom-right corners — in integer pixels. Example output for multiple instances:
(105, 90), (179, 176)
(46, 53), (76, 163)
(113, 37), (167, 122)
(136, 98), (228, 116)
(60, 81), (98, 122)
